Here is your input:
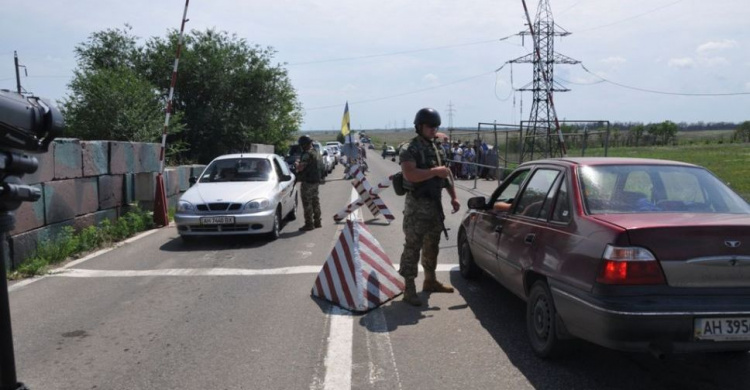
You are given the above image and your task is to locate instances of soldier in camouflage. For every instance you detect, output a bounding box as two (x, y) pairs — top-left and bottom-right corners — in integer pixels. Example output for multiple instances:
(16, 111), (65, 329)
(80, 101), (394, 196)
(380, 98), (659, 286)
(398, 108), (461, 306)
(296, 135), (322, 231)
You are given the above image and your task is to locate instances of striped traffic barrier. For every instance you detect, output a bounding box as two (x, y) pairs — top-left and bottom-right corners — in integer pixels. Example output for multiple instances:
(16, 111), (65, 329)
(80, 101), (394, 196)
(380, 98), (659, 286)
(311, 220), (405, 312)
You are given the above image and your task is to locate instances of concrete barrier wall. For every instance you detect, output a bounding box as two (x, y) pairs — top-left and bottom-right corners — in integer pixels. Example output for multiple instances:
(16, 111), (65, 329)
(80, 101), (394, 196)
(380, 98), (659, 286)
(6, 139), (274, 270)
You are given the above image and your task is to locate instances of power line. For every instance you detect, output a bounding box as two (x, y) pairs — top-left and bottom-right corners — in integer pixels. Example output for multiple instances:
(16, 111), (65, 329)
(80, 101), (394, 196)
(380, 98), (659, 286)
(573, 0), (686, 33)
(288, 35), (518, 66)
(305, 70), (495, 111)
(577, 63), (750, 96)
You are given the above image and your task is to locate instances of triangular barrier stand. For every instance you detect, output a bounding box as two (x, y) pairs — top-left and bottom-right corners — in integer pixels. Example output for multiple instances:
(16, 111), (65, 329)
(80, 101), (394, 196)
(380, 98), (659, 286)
(311, 220), (404, 312)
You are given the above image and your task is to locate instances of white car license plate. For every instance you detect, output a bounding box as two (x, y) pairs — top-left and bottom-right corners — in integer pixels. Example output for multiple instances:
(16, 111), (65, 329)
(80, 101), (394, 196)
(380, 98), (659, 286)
(694, 317), (750, 341)
(200, 216), (235, 225)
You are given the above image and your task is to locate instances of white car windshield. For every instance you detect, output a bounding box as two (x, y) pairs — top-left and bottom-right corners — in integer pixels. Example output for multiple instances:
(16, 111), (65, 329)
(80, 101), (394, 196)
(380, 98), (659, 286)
(200, 158), (273, 183)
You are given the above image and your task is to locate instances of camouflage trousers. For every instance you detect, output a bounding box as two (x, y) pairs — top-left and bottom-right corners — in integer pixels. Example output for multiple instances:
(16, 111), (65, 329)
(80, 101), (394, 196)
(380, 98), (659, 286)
(300, 182), (321, 226)
(399, 195), (444, 280)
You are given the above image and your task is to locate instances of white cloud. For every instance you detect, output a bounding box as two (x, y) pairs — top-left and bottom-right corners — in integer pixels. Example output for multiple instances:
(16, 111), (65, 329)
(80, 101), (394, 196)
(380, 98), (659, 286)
(696, 39), (738, 54)
(600, 56), (626, 65)
(668, 58), (695, 68)
(422, 73), (439, 85)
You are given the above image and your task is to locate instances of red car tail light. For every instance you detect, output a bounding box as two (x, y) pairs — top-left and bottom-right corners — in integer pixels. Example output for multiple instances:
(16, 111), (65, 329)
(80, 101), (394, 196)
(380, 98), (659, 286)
(596, 245), (666, 285)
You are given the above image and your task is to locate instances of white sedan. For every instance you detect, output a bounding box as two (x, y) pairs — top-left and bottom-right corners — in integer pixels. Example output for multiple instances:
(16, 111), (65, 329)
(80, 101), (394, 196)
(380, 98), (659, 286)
(175, 153), (297, 241)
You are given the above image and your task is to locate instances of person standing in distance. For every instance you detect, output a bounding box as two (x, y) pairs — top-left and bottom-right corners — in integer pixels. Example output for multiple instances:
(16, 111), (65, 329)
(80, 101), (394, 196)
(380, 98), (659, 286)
(398, 108), (460, 306)
(296, 135), (322, 231)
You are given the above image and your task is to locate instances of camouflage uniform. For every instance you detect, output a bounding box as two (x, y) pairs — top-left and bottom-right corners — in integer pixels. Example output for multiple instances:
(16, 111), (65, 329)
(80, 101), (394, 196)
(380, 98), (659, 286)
(299, 148), (322, 227)
(398, 136), (450, 281)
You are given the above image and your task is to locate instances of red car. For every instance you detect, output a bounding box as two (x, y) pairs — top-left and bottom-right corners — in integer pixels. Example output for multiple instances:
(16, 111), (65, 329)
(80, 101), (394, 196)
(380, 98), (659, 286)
(458, 157), (750, 358)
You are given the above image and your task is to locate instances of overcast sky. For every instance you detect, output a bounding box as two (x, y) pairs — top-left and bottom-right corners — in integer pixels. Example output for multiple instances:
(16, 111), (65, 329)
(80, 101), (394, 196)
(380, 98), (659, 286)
(2, 0), (749, 131)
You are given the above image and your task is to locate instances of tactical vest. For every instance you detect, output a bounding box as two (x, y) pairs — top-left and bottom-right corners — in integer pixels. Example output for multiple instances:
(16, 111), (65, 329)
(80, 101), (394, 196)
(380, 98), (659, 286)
(403, 137), (447, 195)
(300, 149), (321, 183)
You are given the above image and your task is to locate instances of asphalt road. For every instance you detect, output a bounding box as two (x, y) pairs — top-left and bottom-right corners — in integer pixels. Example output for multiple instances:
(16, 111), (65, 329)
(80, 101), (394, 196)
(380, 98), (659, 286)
(7, 151), (750, 389)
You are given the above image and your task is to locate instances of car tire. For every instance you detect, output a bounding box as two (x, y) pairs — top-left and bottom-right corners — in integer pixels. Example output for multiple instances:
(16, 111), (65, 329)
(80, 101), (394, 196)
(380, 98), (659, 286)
(527, 280), (567, 358)
(458, 236), (481, 279)
(268, 208), (281, 240)
(287, 194), (298, 221)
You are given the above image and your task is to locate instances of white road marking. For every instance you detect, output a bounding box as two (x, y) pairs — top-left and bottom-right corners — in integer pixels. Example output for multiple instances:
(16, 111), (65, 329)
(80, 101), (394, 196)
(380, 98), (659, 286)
(323, 306), (353, 390)
(364, 308), (403, 388)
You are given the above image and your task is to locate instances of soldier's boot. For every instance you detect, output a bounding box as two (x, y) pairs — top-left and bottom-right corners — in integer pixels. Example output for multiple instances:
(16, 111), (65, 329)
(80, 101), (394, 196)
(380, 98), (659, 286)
(314, 220), (322, 228)
(423, 271), (454, 293)
(402, 279), (423, 306)
(299, 223), (314, 231)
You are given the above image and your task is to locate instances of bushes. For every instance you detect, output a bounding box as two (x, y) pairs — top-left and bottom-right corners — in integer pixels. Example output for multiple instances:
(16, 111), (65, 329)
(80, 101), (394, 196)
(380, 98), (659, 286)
(11, 206), (154, 278)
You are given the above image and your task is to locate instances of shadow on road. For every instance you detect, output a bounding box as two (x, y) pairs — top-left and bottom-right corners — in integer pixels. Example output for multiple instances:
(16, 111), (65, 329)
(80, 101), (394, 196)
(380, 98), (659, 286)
(159, 234), (272, 252)
(448, 272), (750, 390)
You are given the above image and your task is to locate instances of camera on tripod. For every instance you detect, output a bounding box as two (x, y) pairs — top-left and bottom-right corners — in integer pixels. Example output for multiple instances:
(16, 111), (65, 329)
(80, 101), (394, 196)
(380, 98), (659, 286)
(0, 89), (64, 389)
(0, 90), (64, 211)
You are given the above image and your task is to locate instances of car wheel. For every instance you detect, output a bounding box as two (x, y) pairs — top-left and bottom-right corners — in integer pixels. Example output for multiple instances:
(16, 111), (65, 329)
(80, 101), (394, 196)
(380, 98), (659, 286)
(527, 280), (566, 358)
(287, 194), (298, 221)
(458, 236), (481, 279)
(268, 208), (281, 240)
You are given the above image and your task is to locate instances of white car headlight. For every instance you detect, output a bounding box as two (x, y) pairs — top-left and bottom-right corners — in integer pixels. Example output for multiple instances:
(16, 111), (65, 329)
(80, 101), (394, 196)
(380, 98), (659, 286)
(244, 198), (271, 211)
(177, 200), (195, 213)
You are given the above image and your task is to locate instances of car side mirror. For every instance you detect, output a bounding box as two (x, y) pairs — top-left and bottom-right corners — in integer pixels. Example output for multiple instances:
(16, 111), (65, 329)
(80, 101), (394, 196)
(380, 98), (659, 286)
(467, 196), (487, 210)
(189, 176), (197, 186)
(281, 174), (293, 182)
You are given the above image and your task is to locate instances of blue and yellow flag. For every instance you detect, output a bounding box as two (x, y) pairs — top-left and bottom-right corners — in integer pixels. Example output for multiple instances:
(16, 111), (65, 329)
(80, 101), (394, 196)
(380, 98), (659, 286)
(341, 102), (350, 136)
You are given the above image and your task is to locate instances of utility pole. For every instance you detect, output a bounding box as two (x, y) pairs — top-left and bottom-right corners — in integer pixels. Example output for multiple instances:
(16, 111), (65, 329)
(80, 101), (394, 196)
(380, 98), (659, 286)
(13, 51), (26, 94)
(510, 0), (579, 161)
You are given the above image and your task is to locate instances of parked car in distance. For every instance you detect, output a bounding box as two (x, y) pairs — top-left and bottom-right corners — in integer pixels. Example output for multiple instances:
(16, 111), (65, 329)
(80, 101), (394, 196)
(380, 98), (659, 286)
(383, 146), (397, 156)
(321, 147), (335, 174)
(175, 153), (297, 241)
(458, 157), (750, 358)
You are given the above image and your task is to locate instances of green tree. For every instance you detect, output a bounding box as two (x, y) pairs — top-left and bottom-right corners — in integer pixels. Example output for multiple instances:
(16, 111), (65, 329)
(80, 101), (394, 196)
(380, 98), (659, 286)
(734, 121), (750, 143)
(136, 29), (301, 163)
(62, 26), (301, 164)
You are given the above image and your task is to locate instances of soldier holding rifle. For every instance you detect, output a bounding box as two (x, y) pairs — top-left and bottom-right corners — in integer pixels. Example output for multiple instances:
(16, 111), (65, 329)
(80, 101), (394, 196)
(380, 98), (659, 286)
(398, 108), (460, 307)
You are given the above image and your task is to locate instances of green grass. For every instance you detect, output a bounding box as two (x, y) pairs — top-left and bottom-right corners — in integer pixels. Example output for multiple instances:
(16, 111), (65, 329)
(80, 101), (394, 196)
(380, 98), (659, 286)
(571, 143), (750, 201)
(10, 206), (155, 279)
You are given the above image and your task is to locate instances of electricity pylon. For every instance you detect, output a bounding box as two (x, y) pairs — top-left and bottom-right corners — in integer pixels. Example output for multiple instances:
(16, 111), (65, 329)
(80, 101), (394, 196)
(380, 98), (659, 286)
(510, 0), (579, 160)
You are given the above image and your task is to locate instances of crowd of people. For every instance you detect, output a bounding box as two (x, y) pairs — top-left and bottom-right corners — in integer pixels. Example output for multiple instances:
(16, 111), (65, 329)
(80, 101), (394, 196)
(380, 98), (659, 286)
(438, 139), (495, 181)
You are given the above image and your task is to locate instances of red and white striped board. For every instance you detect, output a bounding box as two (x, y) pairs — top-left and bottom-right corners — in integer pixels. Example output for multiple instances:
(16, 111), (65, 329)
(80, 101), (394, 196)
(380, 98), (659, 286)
(332, 169), (395, 222)
(311, 220), (405, 312)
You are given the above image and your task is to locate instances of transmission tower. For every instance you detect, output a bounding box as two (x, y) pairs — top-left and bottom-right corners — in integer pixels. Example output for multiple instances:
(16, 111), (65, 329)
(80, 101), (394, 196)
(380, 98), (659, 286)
(446, 101), (456, 132)
(510, 0), (579, 161)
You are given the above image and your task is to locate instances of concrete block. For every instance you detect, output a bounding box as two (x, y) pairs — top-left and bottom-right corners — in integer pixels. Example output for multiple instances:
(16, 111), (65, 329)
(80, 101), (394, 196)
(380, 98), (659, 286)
(134, 172), (157, 201)
(250, 144), (274, 154)
(82, 141), (110, 177)
(73, 209), (118, 232)
(11, 184), (45, 235)
(189, 164), (207, 181)
(98, 175), (124, 209)
(110, 142), (135, 175)
(53, 138), (83, 179)
(123, 173), (135, 204)
(168, 193), (180, 210)
(43, 178), (98, 224)
(135, 142), (161, 173)
(177, 166), (191, 191)
(25, 152), (54, 185)
(10, 227), (51, 269)
(164, 168), (180, 197)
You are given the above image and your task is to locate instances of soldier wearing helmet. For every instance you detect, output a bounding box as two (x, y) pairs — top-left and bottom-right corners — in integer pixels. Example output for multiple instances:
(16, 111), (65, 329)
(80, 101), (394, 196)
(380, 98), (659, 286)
(397, 108), (460, 306)
(296, 135), (322, 230)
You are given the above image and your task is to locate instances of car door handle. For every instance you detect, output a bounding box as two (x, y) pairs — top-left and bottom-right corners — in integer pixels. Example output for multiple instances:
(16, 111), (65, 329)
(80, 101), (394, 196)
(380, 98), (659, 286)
(524, 233), (536, 244)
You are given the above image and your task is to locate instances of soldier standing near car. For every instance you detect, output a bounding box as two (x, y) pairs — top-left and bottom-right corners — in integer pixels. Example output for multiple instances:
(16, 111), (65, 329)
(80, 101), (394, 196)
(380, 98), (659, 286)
(295, 135), (322, 231)
(398, 107), (461, 306)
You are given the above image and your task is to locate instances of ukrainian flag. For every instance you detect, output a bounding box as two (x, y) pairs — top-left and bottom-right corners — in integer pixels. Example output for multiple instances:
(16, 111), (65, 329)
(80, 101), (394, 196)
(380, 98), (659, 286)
(341, 102), (350, 136)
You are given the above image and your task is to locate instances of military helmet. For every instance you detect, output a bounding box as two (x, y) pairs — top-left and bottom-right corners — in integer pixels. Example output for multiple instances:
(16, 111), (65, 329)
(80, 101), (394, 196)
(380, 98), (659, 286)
(297, 135), (313, 146)
(413, 108), (441, 133)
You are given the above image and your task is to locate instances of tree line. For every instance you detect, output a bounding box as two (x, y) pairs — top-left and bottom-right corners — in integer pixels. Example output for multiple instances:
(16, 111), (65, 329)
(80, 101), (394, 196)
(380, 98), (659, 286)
(61, 25), (302, 164)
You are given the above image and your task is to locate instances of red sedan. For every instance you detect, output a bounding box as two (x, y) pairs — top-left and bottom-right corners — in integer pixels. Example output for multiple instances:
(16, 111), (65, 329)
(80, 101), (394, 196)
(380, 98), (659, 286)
(458, 157), (750, 358)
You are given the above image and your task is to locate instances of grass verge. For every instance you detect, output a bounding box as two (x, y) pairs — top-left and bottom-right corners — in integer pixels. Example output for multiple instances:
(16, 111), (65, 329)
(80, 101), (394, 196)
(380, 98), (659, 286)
(9, 206), (155, 279)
